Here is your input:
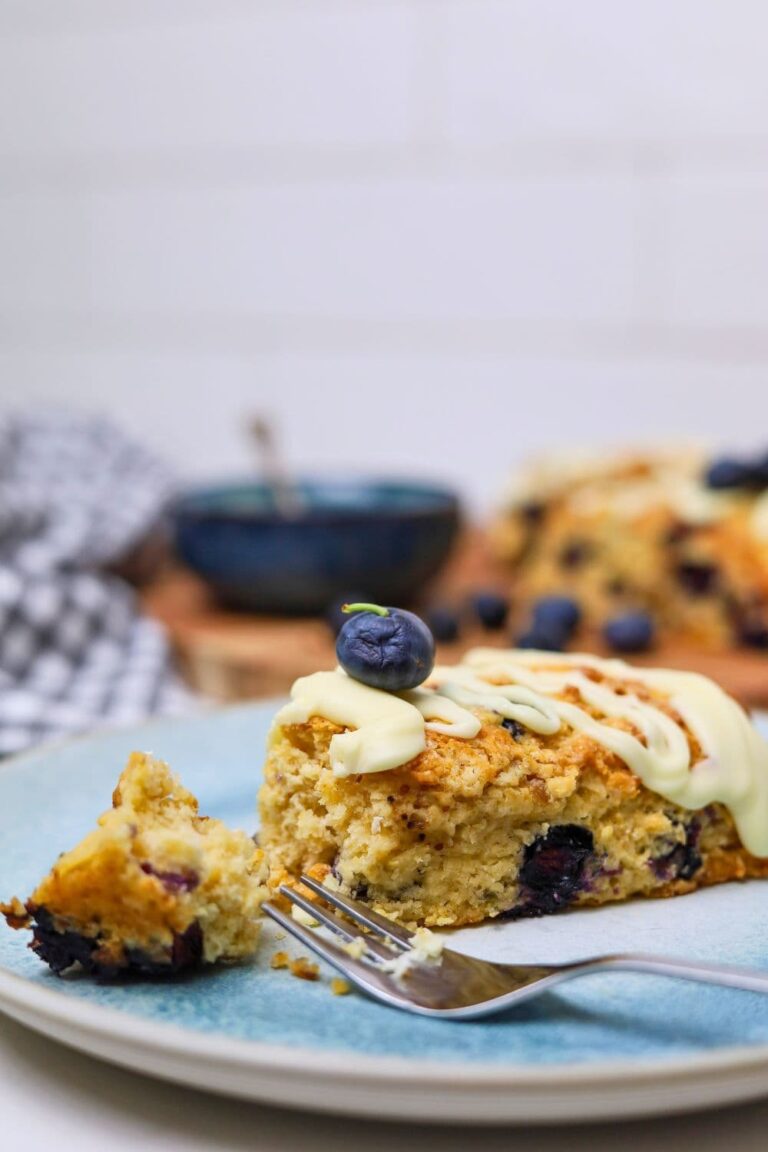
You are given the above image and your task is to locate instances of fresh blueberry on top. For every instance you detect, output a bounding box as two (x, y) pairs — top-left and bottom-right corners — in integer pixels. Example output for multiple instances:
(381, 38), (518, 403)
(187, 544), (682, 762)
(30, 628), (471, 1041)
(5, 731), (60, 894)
(425, 605), (460, 644)
(325, 593), (368, 636)
(603, 611), (655, 652)
(471, 591), (510, 630)
(704, 458), (753, 490)
(532, 595), (581, 636)
(336, 603), (435, 691)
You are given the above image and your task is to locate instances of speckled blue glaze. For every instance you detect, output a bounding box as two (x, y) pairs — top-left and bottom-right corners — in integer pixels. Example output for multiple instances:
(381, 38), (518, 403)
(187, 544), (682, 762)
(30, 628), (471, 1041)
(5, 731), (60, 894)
(1, 703), (768, 1068)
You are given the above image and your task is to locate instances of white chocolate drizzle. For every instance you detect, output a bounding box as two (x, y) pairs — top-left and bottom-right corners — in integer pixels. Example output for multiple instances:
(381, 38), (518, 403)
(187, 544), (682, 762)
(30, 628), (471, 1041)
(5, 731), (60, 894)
(275, 671), (426, 777)
(274, 652), (768, 857)
(399, 687), (481, 739)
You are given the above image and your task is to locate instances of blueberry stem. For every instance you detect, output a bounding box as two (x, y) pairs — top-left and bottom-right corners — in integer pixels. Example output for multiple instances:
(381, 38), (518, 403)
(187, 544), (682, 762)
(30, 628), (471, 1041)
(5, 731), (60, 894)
(342, 602), (389, 617)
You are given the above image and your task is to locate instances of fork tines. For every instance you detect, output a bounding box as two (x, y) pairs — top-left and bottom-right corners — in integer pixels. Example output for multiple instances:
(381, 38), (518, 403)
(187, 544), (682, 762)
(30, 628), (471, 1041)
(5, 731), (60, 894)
(262, 876), (418, 1000)
(296, 874), (414, 950)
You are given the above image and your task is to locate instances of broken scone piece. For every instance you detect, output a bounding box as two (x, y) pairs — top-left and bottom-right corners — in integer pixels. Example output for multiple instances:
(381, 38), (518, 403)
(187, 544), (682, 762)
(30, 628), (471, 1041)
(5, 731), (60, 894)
(1, 751), (267, 977)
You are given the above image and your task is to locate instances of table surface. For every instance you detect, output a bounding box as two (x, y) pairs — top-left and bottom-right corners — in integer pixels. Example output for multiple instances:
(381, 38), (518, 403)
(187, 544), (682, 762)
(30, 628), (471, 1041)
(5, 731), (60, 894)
(143, 556), (768, 707)
(2, 1014), (767, 1152)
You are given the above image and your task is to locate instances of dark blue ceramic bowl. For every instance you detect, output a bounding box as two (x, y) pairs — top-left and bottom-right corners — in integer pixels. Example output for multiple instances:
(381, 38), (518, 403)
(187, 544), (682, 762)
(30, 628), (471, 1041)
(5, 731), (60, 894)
(172, 478), (461, 613)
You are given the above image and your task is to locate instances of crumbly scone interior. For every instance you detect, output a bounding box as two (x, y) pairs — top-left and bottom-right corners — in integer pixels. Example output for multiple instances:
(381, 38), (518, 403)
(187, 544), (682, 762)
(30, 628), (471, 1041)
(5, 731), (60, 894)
(6, 751), (267, 970)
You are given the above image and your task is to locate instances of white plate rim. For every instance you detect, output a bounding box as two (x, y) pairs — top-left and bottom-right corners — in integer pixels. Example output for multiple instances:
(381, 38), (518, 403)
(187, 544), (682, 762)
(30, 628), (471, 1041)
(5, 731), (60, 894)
(4, 964), (768, 1123)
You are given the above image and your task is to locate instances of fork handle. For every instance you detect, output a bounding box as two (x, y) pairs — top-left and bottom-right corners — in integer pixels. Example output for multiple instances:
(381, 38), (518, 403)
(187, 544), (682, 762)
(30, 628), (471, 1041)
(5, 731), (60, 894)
(584, 952), (768, 995)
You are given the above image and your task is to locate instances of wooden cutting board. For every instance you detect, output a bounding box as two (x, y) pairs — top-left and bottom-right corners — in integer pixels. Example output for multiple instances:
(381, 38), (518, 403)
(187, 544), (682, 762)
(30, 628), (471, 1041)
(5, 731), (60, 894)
(141, 532), (768, 708)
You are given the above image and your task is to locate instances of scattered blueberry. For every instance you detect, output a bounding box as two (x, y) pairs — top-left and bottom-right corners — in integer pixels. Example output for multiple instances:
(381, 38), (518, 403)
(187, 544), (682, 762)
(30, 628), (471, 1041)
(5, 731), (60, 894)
(471, 591), (510, 630)
(514, 595), (581, 652)
(503, 825), (595, 920)
(675, 561), (718, 596)
(501, 717), (526, 740)
(515, 625), (565, 652)
(603, 611), (655, 652)
(532, 595), (581, 635)
(425, 605), (460, 643)
(336, 603), (435, 691)
(704, 457), (754, 490)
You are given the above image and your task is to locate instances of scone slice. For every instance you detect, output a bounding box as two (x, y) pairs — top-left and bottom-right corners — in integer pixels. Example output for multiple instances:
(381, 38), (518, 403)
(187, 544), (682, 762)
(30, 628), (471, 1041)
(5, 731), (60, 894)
(2, 752), (267, 977)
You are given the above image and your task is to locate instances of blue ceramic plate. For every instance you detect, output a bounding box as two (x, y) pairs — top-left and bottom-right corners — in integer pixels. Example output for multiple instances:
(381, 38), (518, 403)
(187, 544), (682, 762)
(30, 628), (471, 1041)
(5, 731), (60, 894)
(1, 702), (768, 1124)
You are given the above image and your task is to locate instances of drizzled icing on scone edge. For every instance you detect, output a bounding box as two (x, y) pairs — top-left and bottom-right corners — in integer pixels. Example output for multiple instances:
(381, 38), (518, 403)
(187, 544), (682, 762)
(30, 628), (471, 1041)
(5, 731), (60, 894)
(273, 652), (768, 856)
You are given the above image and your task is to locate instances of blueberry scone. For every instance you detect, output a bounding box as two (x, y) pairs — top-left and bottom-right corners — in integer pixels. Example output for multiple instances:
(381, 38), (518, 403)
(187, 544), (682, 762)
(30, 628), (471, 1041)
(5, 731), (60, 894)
(2, 752), (267, 976)
(259, 651), (768, 927)
(491, 447), (768, 652)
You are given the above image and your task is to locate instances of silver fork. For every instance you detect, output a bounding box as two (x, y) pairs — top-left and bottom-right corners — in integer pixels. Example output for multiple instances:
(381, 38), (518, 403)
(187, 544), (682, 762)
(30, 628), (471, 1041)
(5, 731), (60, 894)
(263, 875), (768, 1020)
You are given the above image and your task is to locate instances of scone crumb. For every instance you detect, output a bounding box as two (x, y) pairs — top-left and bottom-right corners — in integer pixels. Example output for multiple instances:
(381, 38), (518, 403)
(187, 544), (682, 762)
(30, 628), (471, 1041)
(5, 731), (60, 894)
(290, 956), (320, 981)
(270, 950), (290, 970)
(342, 936), (367, 959)
(0, 897), (30, 930)
(291, 905), (320, 928)
(330, 977), (351, 996)
(411, 926), (444, 961)
(381, 927), (444, 980)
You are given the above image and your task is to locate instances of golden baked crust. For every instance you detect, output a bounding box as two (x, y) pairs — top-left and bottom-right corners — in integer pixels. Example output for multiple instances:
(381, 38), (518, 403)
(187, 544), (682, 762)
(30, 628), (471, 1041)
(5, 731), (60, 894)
(259, 668), (768, 927)
(2, 752), (267, 976)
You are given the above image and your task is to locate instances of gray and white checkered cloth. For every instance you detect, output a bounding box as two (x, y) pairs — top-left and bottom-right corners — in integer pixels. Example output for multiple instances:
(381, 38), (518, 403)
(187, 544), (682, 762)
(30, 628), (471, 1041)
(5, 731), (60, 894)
(0, 413), (194, 757)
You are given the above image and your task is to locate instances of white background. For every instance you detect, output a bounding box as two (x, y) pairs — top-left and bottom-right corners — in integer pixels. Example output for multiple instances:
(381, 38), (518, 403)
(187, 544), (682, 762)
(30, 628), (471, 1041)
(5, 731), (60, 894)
(1, 1), (768, 510)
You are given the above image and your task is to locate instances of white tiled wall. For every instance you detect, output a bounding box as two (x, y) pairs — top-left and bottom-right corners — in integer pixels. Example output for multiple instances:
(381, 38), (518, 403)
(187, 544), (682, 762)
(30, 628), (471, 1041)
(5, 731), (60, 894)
(0, 8), (419, 154)
(442, 2), (768, 142)
(1, 1), (767, 510)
